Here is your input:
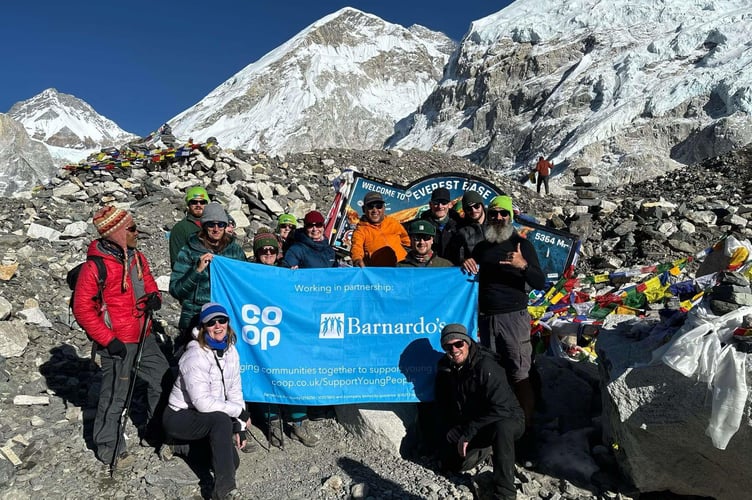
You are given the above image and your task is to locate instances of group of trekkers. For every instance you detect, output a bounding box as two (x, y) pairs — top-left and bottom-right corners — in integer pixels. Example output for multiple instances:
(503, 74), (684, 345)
(72, 180), (546, 500)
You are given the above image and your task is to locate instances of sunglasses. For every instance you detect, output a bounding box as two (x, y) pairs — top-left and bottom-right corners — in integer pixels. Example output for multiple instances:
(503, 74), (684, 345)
(305, 222), (324, 228)
(278, 224), (295, 230)
(205, 317), (229, 327)
(430, 200), (450, 207)
(365, 202), (385, 210)
(189, 199), (208, 206)
(488, 210), (511, 218)
(126, 225), (138, 233)
(465, 203), (483, 211)
(442, 340), (466, 351)
(258, 247), (278, 255)
(411, 234), (432, 241)
(205, 221), (228, 229)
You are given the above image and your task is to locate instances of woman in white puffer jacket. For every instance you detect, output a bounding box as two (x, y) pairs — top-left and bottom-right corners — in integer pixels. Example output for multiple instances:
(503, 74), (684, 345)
(163, 302), (250, 500)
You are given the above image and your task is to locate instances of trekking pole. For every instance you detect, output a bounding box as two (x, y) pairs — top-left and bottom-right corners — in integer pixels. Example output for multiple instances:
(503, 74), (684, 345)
(110, 304), (152, 477)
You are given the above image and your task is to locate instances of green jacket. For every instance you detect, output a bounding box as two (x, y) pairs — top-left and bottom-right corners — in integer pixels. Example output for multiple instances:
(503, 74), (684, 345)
(169, 216), (202, 269)
(169, 233), (246, 331)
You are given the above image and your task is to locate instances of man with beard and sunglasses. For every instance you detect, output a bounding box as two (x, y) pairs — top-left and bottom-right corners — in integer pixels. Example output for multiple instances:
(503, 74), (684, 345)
(461, 195), (545, 464)
(170, 186), (210, 270)
(447, 190), (488, 265)
(351, 191), (410, 267)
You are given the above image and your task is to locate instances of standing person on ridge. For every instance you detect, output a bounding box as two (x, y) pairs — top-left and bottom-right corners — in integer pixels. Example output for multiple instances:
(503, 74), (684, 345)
(73, 206), (169, 465)
(169, 186), (210, 269)
(535, 156), (553, 196)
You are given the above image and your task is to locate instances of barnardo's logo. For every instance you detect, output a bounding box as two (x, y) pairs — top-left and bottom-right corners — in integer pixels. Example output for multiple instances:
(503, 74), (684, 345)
(241, 304), (282, 350)
(320, 313), (446, 336)
(319, 313), (345, 339)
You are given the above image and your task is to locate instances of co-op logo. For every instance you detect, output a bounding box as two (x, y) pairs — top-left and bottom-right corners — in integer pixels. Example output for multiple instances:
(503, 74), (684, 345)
(241, 304), (282, 350)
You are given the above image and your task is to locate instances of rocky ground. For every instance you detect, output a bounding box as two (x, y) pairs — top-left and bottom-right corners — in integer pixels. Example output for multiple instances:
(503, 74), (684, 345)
(1, 143), (750, 499)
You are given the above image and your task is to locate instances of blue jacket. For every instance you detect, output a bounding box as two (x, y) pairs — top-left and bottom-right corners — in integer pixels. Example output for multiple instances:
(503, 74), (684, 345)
(281, 229), (336, 269)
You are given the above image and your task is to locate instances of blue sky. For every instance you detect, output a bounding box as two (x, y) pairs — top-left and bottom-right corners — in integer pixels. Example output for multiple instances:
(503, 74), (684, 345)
(1, 1), (511, 137)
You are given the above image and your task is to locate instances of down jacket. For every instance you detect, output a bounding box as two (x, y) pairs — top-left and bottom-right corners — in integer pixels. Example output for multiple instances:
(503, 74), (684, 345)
(72, 239), (159, 347)
(350, 216), (410, 267)
(169, 233), (246, 331)
(167, 338), (245, 418)
(280, 229), (336, 268)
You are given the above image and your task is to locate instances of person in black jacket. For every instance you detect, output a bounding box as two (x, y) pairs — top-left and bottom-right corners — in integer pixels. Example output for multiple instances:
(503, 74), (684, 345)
(447, 190), (487, 265)
(461, 195), (545, 448)
(420, 187), (461, 259)
(435, 323), (525, 500)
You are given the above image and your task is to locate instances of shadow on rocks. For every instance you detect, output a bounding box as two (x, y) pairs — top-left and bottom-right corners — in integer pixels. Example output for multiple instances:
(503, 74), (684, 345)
(337, 456), (425, 499)
(39, 344), (100, 448)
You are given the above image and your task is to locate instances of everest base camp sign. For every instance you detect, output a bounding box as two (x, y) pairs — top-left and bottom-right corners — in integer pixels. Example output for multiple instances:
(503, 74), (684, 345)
(210, 256), (479, 405)
(328, 172), (579, 283)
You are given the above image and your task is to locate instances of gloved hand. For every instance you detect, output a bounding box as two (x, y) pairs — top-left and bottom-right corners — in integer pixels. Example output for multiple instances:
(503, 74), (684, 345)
(142, 292), (161, 312)
(106, 338), (127, 358)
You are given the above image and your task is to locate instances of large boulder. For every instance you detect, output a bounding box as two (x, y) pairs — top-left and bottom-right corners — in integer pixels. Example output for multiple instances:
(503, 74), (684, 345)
(597, 314), (752, 499)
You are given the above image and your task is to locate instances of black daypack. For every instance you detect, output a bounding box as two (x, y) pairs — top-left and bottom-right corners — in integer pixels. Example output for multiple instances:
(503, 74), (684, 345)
(67, 256), (107, 307)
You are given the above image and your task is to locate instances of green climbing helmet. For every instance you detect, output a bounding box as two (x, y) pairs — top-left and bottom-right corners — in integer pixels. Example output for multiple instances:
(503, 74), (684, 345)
(185, 186), (209, 205)
(277, 213), (298, 228)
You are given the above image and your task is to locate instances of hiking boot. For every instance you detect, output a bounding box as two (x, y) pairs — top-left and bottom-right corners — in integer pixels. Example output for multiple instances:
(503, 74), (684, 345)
(241, 430), (260, 454)
(290, 420), (320, 448)
(268, 419), (283, 449)
(460, 446), (492, 471)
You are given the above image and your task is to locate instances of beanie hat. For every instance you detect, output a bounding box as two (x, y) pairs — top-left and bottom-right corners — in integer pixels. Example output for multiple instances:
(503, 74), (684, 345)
(253, 230), (279, 252)
(93, 205), (140, 291)
(408, 220), (436, 236)
(185, 186), (209, 205)
(200, 302), (229, 325)
(440, 323), (473, 347)
(201, 202), (229, 225)
(277, 213), (297, 228)
(304, 211), (325, 225)
(488, 195), (514, 222)
(462, 191), (484, 210)
(431, 187), (451, 203)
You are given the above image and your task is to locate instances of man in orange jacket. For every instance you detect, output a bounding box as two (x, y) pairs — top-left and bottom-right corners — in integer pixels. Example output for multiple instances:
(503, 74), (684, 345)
(351, 191), (410, 267)
(535, 156), (553, 195)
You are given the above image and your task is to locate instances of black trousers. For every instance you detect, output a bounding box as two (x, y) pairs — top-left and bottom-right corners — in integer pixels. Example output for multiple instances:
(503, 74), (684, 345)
(440, 417), (524, 499)
(163, 407), (240, 498)
(93, 334), (169, 463)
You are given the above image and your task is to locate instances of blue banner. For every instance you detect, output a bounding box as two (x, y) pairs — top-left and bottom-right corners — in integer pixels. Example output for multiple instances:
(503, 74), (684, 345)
(210, 256), (478, 405)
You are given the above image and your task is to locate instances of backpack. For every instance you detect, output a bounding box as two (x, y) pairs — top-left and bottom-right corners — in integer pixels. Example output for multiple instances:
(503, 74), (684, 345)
(67, 255), (107, 308)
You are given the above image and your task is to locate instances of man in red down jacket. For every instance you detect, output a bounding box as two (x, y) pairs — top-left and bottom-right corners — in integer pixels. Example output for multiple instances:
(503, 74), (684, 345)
(73, 205), (169, 465)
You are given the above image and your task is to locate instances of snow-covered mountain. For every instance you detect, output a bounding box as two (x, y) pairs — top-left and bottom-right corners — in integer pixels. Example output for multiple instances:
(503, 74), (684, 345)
(0, 114), (56, 195)
(388, 0), (752, 190)
(169, 7), (455, 154)
(8, 88), (137, 165)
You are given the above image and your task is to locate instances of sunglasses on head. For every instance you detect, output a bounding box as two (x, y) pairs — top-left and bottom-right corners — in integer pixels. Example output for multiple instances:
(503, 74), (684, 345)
(442, 340), (466, 351)
(258, 246), (278, 255)
(489, 209), (510, 218)
(465, 202), (483, 210)
(411, 234), (432, 241)
(205, 317), (228, 327)
(126, 225), (138, 233)
(365, 201), (385, 210)
(305, 222), (324, 228)
(189, 199), (208, 206)
(205, 221), (227, 229)
(278, 224), (295, 230)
